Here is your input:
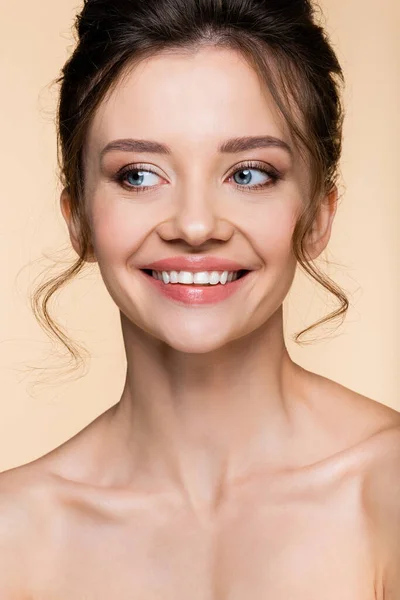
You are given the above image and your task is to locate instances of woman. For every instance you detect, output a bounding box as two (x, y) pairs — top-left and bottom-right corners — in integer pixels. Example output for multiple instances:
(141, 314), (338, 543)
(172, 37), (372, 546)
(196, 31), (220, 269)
(0, 0), (399, 597)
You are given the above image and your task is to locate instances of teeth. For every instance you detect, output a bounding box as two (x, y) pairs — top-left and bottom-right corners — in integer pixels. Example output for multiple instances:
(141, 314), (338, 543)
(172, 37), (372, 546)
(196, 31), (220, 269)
(220, 271), (228, 285)
(178, 271), (194, 284)
(151, 270), (241, 285)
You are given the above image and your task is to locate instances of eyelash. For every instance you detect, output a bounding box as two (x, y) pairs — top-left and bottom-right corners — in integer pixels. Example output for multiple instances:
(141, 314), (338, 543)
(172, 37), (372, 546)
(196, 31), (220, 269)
(114, 161), (281, 193)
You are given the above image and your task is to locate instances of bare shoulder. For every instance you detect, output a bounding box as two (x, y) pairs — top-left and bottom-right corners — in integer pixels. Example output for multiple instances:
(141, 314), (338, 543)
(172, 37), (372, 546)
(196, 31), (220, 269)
(323, 378), (400, 494)
(359, 420), (400, 599)
(0, 462), (55, 597)
(323, 383), (400, 597)
(309, 371), (400, 455)
(309, 372), (400, 589)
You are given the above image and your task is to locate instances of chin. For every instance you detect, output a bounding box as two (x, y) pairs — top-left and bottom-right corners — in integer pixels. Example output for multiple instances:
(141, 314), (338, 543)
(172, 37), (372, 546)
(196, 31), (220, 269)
(153, 320), (245, 355)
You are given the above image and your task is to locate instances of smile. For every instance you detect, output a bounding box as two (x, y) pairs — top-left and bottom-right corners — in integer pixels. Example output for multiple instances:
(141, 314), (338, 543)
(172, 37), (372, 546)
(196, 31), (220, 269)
(146, 269), (249, 286)
(140, 269), (253, 305)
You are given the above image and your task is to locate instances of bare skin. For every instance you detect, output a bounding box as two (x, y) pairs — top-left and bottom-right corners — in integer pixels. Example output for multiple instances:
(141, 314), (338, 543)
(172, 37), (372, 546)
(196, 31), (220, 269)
(1, 46), (399, 598)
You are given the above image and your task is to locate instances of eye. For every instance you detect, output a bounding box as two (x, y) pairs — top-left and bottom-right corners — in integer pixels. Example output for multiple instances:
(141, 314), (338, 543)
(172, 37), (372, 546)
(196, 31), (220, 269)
(228, 161), (280, 192)
(116, 165), (162, 191)
(114, 161), (281, 193)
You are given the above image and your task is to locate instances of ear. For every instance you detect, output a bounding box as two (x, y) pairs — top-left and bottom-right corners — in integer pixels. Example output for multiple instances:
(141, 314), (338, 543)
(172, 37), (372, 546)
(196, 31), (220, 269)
(304, 185), (338, 261)
(60, 188), (97, 263)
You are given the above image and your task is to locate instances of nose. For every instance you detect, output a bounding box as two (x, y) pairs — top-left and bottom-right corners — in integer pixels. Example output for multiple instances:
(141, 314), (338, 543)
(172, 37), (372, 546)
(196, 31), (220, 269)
(157, 184), (235, 247)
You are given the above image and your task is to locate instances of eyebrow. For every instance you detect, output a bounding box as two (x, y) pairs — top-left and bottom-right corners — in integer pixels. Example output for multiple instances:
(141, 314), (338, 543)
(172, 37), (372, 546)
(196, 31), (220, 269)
(100, 135), (293, 160)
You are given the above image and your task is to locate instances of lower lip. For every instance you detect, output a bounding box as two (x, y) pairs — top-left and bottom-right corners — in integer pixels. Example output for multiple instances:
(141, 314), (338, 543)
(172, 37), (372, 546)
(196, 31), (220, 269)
(139, 271), (253, 305)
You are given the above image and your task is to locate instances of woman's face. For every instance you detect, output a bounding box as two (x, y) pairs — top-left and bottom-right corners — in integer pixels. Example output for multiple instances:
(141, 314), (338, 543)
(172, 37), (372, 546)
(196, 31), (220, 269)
(63, 46), (331, 353)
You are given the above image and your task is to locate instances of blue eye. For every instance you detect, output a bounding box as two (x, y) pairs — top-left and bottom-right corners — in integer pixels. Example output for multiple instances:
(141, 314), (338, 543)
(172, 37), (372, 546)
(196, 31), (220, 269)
(122, 168), (161, 188)
(115, 161), (280, 193)
(231, 166), (275, 189)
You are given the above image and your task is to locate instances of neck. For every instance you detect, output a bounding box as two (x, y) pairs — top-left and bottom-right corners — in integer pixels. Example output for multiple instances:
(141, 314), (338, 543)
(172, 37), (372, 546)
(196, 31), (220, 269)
(106, 306), (310, 513)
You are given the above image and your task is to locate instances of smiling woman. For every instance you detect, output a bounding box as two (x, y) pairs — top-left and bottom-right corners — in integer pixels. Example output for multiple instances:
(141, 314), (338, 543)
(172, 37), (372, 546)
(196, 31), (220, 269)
(1, 0), (400, 598)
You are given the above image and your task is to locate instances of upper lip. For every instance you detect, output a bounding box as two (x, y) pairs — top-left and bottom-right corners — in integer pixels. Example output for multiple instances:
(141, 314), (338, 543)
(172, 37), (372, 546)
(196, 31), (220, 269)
(140, 256), (251, 272)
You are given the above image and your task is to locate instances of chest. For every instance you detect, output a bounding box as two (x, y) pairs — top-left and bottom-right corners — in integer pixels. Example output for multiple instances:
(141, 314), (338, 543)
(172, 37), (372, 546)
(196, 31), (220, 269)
(32, 485), (377, 600)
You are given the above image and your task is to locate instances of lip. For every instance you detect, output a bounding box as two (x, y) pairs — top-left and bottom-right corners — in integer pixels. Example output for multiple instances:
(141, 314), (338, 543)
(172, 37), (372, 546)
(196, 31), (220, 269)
(139, 256), (251, 273)
(139, 268), (253, 306)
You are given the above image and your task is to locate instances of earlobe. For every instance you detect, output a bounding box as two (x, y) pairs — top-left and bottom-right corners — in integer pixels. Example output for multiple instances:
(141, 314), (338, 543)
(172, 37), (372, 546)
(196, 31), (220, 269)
(305, 186), (338, 261)
(60, 188), (97, 263)
(60, 188), (81, 257)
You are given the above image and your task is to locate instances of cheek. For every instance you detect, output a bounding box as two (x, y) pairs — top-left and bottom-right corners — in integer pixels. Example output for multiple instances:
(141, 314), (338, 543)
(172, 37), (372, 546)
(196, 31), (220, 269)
(87, 186), (301, 269)
(249, 202), (299, 264)
(88, 196), (155, 263)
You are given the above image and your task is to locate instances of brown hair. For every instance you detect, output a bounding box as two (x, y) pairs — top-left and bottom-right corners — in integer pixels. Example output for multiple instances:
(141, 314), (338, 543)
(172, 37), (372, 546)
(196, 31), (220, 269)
(31, 0), (348, 375)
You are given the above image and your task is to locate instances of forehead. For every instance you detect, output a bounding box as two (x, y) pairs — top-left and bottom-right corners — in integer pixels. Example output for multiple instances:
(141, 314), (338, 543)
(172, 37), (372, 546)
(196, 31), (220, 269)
(86, 46), (291, 157)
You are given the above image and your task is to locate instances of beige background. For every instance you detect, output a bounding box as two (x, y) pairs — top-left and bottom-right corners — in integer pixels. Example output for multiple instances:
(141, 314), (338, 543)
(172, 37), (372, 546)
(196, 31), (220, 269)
(0, 0), (398, 472)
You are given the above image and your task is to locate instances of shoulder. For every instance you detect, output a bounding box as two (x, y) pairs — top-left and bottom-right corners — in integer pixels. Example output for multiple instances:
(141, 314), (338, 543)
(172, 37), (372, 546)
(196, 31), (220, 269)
(310, 374), (400, 595)
(361, 423), (400, 598)
(0, 462), (56, 596)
